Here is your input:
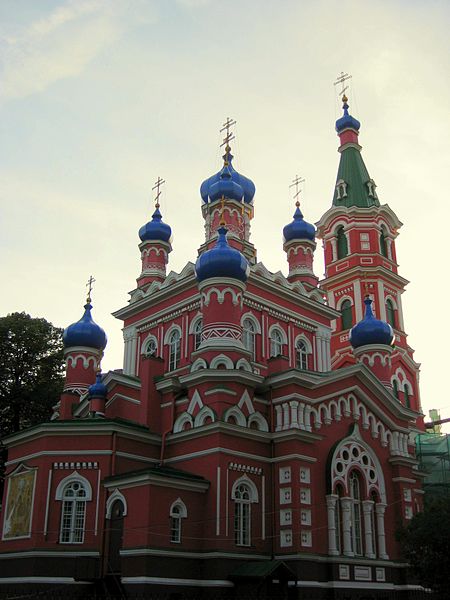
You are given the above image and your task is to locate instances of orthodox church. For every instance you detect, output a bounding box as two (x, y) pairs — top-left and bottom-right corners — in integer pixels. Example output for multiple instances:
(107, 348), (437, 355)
(0, 96), (425, 599)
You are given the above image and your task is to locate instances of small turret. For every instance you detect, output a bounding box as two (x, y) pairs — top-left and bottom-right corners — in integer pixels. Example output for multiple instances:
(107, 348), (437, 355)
(88, 371), (108, 417)
(137, 177), (172, 287)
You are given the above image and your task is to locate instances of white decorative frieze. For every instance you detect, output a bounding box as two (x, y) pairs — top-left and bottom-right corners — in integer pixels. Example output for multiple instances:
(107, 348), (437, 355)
(280, 529), (293, 547)
(279, 487), (292, 505)
(279, 466), (291, 483)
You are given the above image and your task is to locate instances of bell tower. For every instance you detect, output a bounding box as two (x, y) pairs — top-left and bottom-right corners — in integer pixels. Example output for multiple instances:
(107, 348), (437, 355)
(316, 89), (422, 418)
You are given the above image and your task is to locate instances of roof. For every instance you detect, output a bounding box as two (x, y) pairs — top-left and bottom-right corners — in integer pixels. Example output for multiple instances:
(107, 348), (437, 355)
(229, 560), (294, 579)
(333, 145), (380, 209)
(103, 464), (208, 485)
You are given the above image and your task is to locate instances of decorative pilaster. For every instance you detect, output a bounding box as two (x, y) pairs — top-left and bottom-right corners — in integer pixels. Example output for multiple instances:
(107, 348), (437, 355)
(326, 494), (340, 556)
(375, 503), (388, 559)
(340, 497), (353, 557)
(362, 500), (376, 558)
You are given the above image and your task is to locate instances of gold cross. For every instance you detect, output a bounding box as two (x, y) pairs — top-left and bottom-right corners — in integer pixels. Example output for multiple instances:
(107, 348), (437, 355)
(220, 117), (236, 149)
(152, 176), (165, 208)
(289, 175), (305, 204)
(334, 71), (352, 100)
(86, 275), (95, 303)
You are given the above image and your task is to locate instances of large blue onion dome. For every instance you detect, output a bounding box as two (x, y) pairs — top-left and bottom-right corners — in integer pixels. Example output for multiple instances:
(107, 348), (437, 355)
(208, 165), (244, 203)
(139, 206), (172, 243)
(195, 226), (250, 283)
(336, 96), (361, 133)
(200, 150), (255, 205)
(88, 372), (107, 399)
(283, 202), (316, 242)
(63, 303), (107, 350)
(350, 297), (394, 349)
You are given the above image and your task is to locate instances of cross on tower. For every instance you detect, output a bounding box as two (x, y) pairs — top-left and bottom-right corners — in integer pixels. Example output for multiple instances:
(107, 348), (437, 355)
(334, 71), (352, 101)
(86, 275), (95, 304)
(290, 175), (305, 204)
(220, 117), (236, 149)
(152, 176), (165, 208)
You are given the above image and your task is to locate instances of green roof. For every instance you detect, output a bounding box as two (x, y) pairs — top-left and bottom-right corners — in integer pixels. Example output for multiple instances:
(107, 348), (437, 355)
(333, 146), (380, 209)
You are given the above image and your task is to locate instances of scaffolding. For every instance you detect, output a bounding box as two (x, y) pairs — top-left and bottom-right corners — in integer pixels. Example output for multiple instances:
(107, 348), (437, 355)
(416, 433), (450, 497)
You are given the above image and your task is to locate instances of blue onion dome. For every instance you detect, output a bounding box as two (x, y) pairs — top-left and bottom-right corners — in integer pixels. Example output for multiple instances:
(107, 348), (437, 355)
(63, 303), (107, 350)
(139, 205), (172, 243)
(195, 226), (250, 283)
(200, 149), (256, 205)
(283, 202), (316, 242)
(350, 296), (394, 349)
(208, 164), (244, 203)
(335, 95), (361, 133)
(88, 372), (107, 398)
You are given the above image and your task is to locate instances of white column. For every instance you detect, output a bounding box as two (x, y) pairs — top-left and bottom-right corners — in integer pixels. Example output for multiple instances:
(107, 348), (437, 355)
(326, 495), (339, 556)
(354, 281), (363, 322)
(375, 503), (388, 559)
(341, 497), (354, 557)
(315, 331), (323, 372)
(275, 405), (283, 431)
(331, 238), (337, 262)
(298, 402), (305, 430)
(282, 403), (290, 429)
(123, 326), (137, 375)
(362, 500), (375, 558)
(378, 281), (386, 321)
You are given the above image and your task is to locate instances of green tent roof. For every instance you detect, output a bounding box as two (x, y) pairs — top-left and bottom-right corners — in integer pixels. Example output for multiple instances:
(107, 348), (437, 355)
(333, 146), (380, 209)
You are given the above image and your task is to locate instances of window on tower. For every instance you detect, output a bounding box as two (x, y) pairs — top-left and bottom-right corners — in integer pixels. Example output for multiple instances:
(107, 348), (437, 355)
(234, 483), (252, 546)
(270, 328), (284, 357)
(295, 339), (310, 370)
(367, 179), (378, 199)
(169, 500), (187, 544)
(336, 226), (348, 259)
(349, 471), (363, 556)
(193, 319), (203, 351)
(403, 384), (411, 409)
(168, 330), (181, 371)
(379, 226), (388, 258)
(386, 299), (396, 329)
(335, 179), (348, 200)
(340, 299), (353, 330)
(242, 318), (256, 360)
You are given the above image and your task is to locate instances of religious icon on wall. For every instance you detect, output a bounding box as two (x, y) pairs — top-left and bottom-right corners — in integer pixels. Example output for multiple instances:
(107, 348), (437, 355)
(2, 467), (36, 540)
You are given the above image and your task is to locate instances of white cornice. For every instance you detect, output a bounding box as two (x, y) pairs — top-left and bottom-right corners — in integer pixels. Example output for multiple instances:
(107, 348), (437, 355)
(103, 471), (209, 492)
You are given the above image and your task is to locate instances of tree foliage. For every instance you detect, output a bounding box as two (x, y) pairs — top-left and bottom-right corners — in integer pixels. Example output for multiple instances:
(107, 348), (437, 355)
(0, 312), (65, 438)
(397, 495), (450, 595)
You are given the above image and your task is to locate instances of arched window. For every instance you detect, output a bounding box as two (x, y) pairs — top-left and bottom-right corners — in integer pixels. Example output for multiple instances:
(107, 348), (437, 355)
(142, 336), (157, 357)
(392, 379), (399, 400)
(386, 299), (396, 329)
(340, 299), (353, 330)
(234, 483), (252, 546)
(349, 471), (363, 556)
(379, 227), (388, 258)
(404, 384), (411, 409)
(336, 226), (348, 259)
(295, 339), (309, 370)
(194, 319), (202, 351)
(168, 330), (181, 371)
(170, 500), (187, 544)
(59, 480), (89, 544)
(270, 329), (283, 357)
(242, 319), (256, 360)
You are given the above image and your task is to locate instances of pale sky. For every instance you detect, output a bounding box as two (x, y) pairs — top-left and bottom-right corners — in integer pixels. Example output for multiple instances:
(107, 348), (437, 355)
(1, 0), (449, 431)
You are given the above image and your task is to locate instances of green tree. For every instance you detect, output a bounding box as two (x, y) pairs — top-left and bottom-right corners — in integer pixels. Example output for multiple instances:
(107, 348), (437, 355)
(397, 495), (450, 596)
(0, 312), (64, 437)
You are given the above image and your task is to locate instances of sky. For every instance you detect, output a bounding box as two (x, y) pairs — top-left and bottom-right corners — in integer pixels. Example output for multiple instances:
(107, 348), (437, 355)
(1, 0), (449, 431)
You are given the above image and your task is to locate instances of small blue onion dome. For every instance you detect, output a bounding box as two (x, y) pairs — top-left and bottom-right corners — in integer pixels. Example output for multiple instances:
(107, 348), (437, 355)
(195, 226), (250, 283)
(208, 165), (244, 203)
(350, 297), (394, 349)
(335, 97), (361, 133)
(63, 303), (107, 350)
(283, 202), (316, 242)
(88, 372), (107, 398)
(139, 206), (172, 243)
(200, 150), (256, 205)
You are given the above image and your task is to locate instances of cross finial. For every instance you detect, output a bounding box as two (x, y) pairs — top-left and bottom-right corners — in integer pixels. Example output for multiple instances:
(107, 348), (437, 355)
(86, 275), (95, 304)
(220, 117), (236, 164)
(289, 175), (305, 204)
(334, 71), (352, 102)
(152, 176), (165, 209)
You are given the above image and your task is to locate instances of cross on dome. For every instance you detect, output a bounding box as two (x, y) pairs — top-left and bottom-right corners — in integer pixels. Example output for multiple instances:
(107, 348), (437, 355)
(220, 117), (236, 165)
(334, 71), (352, 103)
(152, 176), (165, 208)
(290, 174), (305, 204)
(86, 275), (95, 304)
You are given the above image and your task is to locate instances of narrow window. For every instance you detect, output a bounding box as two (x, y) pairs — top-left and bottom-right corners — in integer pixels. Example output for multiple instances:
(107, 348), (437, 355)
(404, 384), (411, 409)
(350, 472), (363, 556)
(296, 339), (309, 370)
(270, 329), (283, 357)
(60, 481), (88, 544)
(170, 506), (182, 543)
(379, 227), (388, 258)
(194, 320), (202, 351)
(386, 299), (396, 329)
(234, 483), (251, 546)
(242, 319), (256, 360)
(144, 337), (157, 357)
(168, 330), (181, 371)
(340, 299), (353, 330)
(392, 379), (399, 400)
(336, 226), (348, 259)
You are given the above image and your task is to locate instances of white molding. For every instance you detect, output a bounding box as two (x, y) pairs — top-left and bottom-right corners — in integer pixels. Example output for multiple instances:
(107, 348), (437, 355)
(55, 472), (92, 501)
(0, 551), (100, 559)
(106, 488), (128, 519)
(121, 576), (234, 587)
